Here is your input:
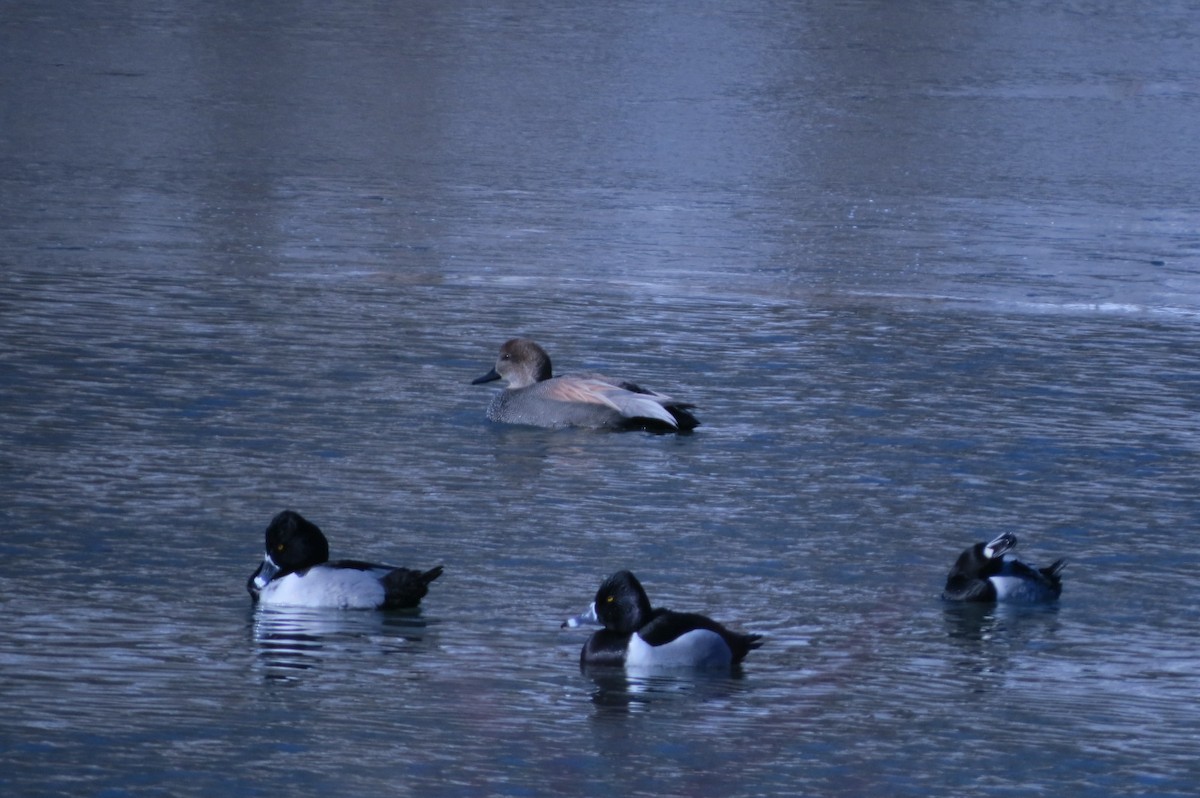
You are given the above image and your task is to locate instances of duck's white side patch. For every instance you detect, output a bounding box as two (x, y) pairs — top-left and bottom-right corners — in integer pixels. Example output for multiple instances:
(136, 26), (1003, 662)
(988, 575), (1055, 603)
(257, 567), (385, 609)
(626, 629), (732, 668)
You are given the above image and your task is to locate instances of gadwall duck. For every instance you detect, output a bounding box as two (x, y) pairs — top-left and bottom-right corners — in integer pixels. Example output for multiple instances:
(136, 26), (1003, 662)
(471, 338), (699, 432)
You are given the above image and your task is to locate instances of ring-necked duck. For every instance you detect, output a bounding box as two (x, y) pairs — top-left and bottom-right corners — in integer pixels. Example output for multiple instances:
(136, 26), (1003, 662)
(562, 570), (762, 668)
(247, 510), (443, 610)
(472, 338), (699, 432)
(942, 532), (1065, 603)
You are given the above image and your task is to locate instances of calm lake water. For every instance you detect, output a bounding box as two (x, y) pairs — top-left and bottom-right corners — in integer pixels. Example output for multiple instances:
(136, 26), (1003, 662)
(3, 1), (1199, 796)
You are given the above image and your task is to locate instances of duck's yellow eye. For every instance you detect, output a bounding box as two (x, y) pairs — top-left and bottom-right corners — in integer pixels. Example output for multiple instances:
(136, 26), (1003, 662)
(275, 543), (285, 553)
(605, 595), (615, 603)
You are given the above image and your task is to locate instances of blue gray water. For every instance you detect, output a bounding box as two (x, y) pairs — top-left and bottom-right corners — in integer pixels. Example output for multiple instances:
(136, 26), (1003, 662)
(2, 1), (1199, 796)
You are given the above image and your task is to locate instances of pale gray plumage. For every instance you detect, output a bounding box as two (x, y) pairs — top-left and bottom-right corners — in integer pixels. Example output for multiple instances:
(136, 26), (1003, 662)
(471, 338), (699, 432)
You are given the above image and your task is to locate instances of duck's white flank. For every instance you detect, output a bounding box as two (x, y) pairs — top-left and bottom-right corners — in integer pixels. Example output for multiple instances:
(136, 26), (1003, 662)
(626, 629), (732, 668)
(256, 567), (387, 609)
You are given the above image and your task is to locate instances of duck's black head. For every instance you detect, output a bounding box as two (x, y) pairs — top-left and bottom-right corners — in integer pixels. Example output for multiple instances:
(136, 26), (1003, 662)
(262, 510), (330, 573)
(593, 570), (654, 633)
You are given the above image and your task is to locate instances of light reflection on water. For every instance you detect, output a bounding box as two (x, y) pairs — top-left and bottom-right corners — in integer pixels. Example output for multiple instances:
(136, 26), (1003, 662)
(250, 607), (433, 682)
(582, 666), (757, 713)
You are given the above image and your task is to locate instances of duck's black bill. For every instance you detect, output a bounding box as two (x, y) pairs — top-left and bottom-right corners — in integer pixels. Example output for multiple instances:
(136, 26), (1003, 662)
(472, 369), (502, 385)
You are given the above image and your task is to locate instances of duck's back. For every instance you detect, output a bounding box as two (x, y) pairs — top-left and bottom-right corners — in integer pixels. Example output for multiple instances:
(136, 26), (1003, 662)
(488, 374), (695, 430)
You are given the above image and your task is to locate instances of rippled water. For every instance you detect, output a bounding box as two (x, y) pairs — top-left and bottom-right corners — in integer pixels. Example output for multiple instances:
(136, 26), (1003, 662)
(3, 1), (1200, 796)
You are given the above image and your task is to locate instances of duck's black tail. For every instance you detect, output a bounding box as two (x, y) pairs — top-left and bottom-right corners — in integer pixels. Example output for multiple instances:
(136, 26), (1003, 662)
(1040, 559), (1066, 585)
(381, 565), (444, 610)
(732, 632), (764, 663)
(668, 404), (701, 431)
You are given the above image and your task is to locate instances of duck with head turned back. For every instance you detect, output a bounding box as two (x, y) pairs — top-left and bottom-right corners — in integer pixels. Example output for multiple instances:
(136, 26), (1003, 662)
(942, 532), (1066, 603)
(247, 510), (443, 610)
(471, 338), (700, 432)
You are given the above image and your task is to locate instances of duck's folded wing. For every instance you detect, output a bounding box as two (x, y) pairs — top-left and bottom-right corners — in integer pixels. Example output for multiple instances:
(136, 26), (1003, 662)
(638, 610), (721, 646)
(588, 382), (678, 427)
(1003, 557), (1061, 585)
(542, 376), (680, 427)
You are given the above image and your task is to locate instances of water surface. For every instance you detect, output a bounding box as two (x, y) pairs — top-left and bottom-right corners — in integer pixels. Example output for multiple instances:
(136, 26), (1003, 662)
(2, 1), (1199, 796)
